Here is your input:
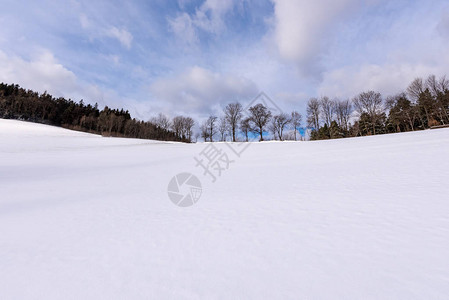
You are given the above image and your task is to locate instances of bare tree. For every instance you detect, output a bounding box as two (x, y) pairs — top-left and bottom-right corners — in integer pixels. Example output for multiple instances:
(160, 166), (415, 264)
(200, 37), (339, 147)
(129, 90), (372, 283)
(171, 116), (194, 141)
(335, 99), (352, 132)
(438, 76), (449, 122)
(200, 121), (209, 142)
(320, 96), (335, 127)
(290, 111), (302, 141)
(407, 78), (424, 102)
(353, 91), (384, 135)
(206, 116), (217, 142)
(438, 75), (449, 92)
(240, 117), (251, 142)
(426, 75), (439, 97)
(306, 98), (320, 130)
(182, 117), (195, 142)
(268, 118), (278, 140)
(151, 113), (171, 131)
(272, 113), (291, 141)
(248, 104), (272, 141)
(224, 102), (243, 142)
(172, 116), (184, 138)
(218, 116), (228, 141)
(425, 75), (449, 123)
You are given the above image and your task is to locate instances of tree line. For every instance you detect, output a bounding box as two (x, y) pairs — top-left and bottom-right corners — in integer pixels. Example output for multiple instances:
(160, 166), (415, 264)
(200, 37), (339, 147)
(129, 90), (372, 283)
(192, 102), (303, 142)
(2, 74), (447, 143)
(306, 74), (449, 140)
(0, 83), (186, 142)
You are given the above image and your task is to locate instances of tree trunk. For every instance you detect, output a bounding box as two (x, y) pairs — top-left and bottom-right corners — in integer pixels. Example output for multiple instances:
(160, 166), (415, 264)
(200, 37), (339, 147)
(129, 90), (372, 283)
(424, 107), (430, 128)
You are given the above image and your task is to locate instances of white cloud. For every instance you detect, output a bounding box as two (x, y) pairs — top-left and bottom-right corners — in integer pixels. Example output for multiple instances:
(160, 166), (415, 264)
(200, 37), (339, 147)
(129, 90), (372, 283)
(316, 2), (449, 99)
(0, 50), (137, 115)
(437, 9), (449, 39)
(107, 27), (133, 49)
(177, 0), (191, 10)
(109, 55), (120, 65)
(79, 13), (90, 29)
(3, 0), (448, 123)
(149, 66), (258, 116)
(275, 91), (309, 111)
(269, 0), (359, 74)
(168, 13), (198, 46)
(0, 50), (78, 97)
(193, 0), (235, 33)
(318, 62), (449, 100)
(168, 0), (236, 45)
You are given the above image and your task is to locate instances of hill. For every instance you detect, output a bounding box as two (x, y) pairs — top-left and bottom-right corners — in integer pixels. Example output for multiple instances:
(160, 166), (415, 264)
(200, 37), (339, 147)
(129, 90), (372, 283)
(1, 119), (449, 299)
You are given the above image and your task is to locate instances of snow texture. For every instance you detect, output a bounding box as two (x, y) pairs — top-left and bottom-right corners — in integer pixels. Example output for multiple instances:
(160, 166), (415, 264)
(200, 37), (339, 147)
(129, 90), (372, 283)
(1, 119), (449, 299)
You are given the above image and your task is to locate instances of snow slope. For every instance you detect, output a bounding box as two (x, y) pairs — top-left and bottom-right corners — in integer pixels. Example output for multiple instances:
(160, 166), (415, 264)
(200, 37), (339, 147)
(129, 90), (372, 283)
(1, 119), (449, 299)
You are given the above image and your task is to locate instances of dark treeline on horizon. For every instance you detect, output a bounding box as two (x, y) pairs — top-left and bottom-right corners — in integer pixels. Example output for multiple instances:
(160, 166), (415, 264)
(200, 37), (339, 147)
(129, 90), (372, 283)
(1, 74), (448, 144)
(0, 83), (187, 142)
(307, 74), (449, 140)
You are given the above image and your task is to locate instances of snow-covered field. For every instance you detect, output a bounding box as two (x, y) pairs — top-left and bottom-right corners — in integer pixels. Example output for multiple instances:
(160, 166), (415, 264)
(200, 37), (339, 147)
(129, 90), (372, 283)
(1, 119), (449, 299)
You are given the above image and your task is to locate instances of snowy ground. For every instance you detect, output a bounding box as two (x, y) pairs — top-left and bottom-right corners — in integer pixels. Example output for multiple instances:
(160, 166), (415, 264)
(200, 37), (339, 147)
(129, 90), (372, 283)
(1, 119), (449, 299)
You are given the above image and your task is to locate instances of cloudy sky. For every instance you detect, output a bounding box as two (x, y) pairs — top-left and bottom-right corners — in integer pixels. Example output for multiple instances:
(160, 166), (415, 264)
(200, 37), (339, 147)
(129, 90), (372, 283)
(1, 0), (448, 121)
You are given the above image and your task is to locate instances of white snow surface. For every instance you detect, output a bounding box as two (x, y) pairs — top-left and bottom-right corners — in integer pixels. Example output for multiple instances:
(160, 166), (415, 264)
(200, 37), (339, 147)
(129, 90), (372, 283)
(1, 119), (449, 299)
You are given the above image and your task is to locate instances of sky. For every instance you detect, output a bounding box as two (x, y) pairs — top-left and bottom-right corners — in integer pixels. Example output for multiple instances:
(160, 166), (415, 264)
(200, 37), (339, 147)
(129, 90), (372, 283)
(1, 0), (449, 123)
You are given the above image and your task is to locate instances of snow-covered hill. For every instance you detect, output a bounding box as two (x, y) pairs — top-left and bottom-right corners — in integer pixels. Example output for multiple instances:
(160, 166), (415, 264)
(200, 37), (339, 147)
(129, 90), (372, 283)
(1, 119), (449, 299)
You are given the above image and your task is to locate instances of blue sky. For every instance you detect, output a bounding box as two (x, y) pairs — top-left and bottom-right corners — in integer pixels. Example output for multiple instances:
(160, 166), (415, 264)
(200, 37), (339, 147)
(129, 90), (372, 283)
(1, 0), (448, 123)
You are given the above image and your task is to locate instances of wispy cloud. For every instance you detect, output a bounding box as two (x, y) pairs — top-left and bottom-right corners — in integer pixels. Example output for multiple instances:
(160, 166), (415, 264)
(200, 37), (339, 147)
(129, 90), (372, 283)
(168, 0), (236, 46)
(79, 13), (90, 29)
(0, 0), (448, 123)
(437, 8), (449, 38)
(168, 13), (199, 47)
(106, 27), (133, 49)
